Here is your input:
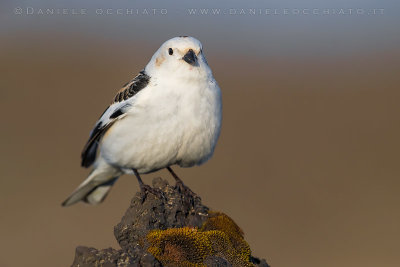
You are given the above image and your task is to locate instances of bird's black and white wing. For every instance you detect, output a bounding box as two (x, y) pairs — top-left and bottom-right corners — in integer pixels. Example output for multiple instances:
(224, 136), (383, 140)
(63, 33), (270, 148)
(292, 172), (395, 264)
(81, 70), (150, 168)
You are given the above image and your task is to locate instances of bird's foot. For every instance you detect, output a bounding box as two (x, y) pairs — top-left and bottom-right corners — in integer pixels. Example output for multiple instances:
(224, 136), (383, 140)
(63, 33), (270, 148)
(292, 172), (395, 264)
(140, 184), (164, 201)
(175, 181), (198, 198)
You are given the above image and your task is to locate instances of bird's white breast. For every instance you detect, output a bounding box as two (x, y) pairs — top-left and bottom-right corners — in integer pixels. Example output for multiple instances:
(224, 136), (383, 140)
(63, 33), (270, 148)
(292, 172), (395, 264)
(100, 74), (221, 174)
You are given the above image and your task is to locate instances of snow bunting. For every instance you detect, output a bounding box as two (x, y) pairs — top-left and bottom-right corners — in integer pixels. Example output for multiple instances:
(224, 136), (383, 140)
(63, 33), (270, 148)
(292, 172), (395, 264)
(62, 36), (222, 206)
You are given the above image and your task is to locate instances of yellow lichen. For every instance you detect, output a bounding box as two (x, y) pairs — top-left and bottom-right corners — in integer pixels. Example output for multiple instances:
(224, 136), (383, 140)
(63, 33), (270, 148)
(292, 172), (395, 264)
(146, 212), (255, 267)
(147, 227), (212, 266)
(201, 211), (252, 266)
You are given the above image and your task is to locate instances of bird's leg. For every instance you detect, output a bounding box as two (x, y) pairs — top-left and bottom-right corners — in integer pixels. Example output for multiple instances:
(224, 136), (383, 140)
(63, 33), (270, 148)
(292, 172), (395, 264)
(167, 166), (184, 184)
(167, 166), (197, 196)
(133, 169), (163, 199)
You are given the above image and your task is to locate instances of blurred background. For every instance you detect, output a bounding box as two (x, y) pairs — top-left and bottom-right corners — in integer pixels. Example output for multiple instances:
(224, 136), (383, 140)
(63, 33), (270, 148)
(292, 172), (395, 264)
(1, 0), (399, 266)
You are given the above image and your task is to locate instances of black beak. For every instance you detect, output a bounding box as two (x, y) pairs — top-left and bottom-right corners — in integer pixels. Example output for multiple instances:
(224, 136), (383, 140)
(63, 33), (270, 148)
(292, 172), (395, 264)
(182, 49), (198, 66)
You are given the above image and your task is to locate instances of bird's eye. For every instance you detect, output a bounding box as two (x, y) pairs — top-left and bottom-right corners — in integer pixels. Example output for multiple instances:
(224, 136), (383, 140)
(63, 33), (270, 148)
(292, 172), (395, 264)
(168, 48), (173, 55)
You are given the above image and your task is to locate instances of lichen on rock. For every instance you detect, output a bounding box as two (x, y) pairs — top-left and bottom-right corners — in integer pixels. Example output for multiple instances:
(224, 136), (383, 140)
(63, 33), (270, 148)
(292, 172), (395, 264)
(146, 212), (255, 267)
(147, 227), (214, 266)
(71, 178), (269, 267)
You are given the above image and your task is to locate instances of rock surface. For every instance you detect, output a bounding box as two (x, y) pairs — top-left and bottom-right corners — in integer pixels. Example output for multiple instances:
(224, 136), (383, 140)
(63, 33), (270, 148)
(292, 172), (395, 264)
(71, 178), (269, 267)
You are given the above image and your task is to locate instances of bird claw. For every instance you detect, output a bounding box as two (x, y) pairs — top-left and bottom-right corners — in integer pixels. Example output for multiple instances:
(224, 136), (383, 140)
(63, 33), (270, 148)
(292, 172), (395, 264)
(175, 181), (198, 198)
(140, 184), (164, 201)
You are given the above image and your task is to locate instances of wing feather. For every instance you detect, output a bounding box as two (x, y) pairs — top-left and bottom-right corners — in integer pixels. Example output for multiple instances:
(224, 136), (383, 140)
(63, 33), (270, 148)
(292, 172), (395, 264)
(80, 70), (150, 167)
(81, 121), (115, 167)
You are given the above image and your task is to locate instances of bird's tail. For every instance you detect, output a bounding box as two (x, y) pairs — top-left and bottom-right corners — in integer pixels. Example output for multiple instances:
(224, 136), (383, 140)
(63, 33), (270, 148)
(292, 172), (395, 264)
(62, 169), (119, 207)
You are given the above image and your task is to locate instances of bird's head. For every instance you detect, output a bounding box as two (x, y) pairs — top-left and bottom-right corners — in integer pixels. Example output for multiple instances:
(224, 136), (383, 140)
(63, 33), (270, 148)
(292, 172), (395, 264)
(145, 36), (211, 80)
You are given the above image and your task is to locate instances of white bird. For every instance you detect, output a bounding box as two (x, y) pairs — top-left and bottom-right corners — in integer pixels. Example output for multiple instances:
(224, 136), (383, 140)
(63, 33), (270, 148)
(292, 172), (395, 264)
(62, 36), (222, 206)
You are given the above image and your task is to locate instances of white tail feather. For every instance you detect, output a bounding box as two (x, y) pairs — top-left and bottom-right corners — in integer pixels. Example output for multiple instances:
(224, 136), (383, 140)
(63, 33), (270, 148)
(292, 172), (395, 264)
(85, 185), (113, 205)
(62, 169), (118, 207)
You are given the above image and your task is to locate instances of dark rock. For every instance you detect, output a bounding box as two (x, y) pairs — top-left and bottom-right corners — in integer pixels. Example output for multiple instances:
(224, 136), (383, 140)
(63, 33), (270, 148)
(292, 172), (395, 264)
(203, 256), (232, 266)
(71, 178), (269, 267)
(114, 177), (209, 252)
(251, 256), (271, 267)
